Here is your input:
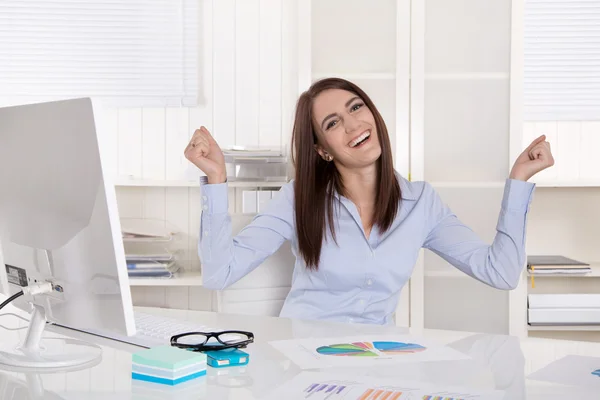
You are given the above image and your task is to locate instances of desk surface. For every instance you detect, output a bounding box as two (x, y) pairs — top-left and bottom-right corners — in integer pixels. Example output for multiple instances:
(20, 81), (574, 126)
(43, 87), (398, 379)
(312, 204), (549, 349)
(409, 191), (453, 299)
(1, 305), (600, 399)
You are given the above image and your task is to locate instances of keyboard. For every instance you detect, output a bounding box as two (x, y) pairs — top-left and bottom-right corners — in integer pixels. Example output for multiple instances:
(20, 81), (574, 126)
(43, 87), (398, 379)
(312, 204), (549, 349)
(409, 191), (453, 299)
(66, 311), (219, 349)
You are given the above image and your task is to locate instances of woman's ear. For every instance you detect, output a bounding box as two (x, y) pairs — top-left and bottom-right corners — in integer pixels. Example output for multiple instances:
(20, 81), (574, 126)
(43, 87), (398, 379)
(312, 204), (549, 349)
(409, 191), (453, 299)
(314, 144), (333, 162)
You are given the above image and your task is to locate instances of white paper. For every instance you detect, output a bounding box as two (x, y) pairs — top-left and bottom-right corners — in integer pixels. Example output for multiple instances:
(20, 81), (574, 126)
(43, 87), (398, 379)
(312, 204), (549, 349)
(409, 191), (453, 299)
(263, 371), (504, 400)
(268, 335), (470, 370)
(527, 355), (600, 388)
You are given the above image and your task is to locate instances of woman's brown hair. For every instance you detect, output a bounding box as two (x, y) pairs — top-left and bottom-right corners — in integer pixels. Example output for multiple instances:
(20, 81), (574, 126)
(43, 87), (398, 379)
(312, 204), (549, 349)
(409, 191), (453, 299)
(291, 78), (401, 270)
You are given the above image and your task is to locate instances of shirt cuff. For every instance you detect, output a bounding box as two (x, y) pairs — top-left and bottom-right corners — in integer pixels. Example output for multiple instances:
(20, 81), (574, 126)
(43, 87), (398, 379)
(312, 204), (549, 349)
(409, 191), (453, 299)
(199, 176), (229, 214)
(501, 178), (536, 211)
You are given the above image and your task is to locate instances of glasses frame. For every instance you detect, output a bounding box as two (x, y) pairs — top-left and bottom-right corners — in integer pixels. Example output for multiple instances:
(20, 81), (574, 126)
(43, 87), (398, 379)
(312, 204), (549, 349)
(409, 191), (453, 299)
(170, 330), (254, 351)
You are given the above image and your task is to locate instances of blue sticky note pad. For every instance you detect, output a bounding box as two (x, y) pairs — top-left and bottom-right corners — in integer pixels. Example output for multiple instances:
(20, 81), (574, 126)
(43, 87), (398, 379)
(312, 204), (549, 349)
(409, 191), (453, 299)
(204, 349), (249, 368)
(131, 346), (207, 386)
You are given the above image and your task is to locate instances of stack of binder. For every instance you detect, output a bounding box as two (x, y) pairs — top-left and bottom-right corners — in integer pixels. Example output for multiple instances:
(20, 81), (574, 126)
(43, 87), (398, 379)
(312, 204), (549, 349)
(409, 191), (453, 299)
(121, 218), (180, 279)
(527, 255), (591, 275)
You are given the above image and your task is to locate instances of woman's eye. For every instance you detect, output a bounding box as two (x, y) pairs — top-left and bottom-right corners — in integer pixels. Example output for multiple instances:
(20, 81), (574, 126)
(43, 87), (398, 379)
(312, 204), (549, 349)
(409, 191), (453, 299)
(326, 120), (338, 130)
(350, 103), (364, 112)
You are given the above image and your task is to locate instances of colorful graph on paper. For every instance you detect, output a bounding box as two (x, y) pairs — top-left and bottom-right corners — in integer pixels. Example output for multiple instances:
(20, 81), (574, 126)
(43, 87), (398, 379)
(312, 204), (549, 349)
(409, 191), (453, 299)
(316, 341), (426, 357)
(357, 388), (403, 400)
(303, 382), (348, 398)
(593, 369), (600, 377)
(303, 382), (404, 399)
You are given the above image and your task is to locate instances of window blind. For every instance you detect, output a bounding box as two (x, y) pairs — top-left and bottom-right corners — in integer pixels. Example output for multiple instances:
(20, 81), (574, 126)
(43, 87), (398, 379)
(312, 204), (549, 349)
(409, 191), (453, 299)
(524, 0), (600, 121)
(0, 0), (199, 107)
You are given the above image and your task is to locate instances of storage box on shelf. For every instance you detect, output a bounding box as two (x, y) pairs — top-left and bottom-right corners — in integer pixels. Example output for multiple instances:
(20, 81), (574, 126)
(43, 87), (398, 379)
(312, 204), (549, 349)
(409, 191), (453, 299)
(223, 148), (288, 184)
(121, 218), (196, 285)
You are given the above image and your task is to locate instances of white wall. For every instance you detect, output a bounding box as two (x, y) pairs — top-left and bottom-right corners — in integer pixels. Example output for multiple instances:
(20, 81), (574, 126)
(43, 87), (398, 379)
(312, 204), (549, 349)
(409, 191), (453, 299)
(108, 0), (299, 311)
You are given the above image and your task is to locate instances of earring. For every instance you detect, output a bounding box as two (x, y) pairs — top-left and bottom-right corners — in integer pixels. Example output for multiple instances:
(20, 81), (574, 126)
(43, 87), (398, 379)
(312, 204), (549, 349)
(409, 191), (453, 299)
(325, 154), (333, 162)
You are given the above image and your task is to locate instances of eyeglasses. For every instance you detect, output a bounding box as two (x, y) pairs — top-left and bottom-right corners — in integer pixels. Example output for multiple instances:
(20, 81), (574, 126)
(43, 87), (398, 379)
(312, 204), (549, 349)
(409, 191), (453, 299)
(170, 330), (254, 352)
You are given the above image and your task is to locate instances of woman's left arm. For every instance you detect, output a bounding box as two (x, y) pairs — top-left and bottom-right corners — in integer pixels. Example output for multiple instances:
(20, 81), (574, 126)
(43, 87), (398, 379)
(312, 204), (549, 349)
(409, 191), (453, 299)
(422, 135), (554, 290)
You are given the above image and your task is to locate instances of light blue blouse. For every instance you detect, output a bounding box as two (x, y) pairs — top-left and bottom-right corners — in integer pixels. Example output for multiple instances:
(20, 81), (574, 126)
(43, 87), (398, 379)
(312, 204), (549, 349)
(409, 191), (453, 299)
(198, 174), (535, 325)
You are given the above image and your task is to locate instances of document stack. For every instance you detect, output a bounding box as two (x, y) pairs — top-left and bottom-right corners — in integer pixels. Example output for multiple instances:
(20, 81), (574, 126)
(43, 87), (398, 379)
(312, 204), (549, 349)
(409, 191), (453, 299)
(121, 218), (180, 279)
(223, 147), (288, 182)
(527, 255), (591, 276)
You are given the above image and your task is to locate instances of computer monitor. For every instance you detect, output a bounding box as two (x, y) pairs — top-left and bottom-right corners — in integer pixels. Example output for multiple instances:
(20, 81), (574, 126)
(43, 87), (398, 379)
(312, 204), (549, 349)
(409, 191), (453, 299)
(0, 98), (135, 369)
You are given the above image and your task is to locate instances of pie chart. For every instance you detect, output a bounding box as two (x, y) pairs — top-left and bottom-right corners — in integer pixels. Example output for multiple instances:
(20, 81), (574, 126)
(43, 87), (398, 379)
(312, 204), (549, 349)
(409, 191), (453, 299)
(316, 341), (426, 357)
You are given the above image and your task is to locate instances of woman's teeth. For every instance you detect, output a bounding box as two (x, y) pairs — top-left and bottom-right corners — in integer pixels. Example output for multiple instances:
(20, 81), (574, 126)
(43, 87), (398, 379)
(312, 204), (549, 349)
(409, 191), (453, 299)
(351, 132), (370, 147)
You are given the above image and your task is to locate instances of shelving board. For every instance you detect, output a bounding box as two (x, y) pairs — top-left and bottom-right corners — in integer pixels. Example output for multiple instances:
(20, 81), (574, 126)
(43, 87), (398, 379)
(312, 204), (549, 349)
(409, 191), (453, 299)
(113, 178), (288, 189)
(534, 181), (600, 188)
(528, 325), (600, 332)
(428, 181), (506, 189)
(429, 181), (600, 189)
(128, 271), (203, 287)
(311, 72), (395, 80)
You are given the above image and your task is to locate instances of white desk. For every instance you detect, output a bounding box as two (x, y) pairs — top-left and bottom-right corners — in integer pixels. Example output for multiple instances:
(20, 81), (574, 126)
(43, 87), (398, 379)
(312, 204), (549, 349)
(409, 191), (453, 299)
(1, 305), (599, 399)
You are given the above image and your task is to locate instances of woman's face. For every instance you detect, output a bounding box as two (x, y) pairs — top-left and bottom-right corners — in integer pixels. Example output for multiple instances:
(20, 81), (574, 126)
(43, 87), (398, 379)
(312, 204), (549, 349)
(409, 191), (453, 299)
(312, 89), (382, 170)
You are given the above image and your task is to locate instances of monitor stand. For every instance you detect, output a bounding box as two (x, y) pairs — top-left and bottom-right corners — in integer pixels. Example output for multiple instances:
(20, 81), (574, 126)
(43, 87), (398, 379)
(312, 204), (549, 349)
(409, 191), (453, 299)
(0, 303), (102, 369)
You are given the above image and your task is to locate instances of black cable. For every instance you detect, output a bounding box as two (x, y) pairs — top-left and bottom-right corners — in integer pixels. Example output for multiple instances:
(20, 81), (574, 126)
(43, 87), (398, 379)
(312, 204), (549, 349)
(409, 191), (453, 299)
(0, 291), (24, 311)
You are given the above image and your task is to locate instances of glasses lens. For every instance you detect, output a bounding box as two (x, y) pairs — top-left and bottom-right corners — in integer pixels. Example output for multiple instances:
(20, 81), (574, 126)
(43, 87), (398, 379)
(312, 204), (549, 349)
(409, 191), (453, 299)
(202, 332), (249, 347)
(220, 332), (250, 344)
(175, 334), (208, 346)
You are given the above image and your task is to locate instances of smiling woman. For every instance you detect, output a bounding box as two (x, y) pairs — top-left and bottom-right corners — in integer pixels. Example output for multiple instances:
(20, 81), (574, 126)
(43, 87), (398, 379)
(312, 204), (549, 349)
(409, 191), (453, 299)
(291, 78), (400, 269)
(184, 77), (555, 326)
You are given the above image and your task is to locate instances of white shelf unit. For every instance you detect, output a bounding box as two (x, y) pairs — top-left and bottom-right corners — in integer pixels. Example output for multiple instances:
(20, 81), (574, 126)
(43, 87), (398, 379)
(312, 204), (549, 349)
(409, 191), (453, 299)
(507, 0), (600, 340)
(412, 0), (519, 336)
(107, 0), (301, 315)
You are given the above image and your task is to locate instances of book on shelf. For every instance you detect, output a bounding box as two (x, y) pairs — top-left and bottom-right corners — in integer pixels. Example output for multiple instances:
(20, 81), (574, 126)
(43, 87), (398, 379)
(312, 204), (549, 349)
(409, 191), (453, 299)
(127, 262), (179, 278)
(527, 255), (591, 275)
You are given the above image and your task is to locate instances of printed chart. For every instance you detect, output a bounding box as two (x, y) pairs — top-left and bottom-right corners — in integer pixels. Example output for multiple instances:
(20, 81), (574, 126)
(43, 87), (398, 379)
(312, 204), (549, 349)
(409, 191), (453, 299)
(528, 355), (600, 388)
(316, 342), (426, 357)
(264, 371), (504, 400)
(303, 382), (404, 399)
(269, 335), (469, 369)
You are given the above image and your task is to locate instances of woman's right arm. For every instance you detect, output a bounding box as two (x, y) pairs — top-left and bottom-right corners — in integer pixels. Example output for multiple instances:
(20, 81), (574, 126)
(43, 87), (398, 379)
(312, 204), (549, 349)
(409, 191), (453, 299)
(184, 126), (295, 290)
(198, 178), (295, 290)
